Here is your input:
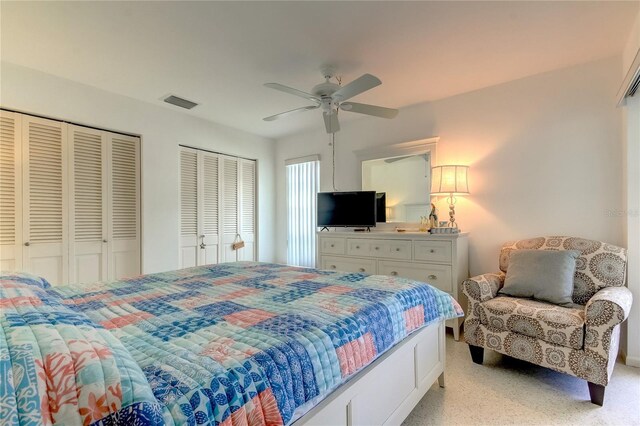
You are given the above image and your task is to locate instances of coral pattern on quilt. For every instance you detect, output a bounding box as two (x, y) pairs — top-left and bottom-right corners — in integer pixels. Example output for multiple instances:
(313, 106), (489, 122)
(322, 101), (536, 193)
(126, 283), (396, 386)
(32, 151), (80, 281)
(2, 262), (462, 426)
(0, 272), (163, 426)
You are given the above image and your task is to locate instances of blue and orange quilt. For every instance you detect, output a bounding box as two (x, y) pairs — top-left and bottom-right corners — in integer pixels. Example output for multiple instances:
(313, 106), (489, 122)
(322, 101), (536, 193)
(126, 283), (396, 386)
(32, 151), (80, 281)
(1, 262), (463, 425)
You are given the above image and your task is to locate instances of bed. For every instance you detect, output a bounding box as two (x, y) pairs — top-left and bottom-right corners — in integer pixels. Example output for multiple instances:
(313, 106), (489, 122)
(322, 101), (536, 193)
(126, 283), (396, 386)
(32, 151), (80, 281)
(1, 262), (462, 426)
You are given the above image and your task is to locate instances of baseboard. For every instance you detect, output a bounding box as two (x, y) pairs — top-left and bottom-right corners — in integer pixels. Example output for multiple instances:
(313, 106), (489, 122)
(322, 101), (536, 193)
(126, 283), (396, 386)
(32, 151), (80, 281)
(626, 354), (640, 368)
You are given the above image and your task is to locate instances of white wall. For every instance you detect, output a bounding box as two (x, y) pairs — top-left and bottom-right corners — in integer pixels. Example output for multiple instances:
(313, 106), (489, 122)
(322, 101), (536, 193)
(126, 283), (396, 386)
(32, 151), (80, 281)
(0, 62), (276, 274)
(276, 57), (624, 277)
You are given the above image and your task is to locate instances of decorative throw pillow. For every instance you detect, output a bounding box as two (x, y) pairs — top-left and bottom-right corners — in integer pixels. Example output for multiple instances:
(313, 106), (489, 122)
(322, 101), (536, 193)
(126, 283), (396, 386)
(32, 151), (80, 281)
(500, 250), (580, 306)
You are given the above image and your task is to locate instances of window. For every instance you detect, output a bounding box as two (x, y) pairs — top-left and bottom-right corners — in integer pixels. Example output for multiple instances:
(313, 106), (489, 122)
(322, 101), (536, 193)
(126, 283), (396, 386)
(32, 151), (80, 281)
(286, 156), (320, 267)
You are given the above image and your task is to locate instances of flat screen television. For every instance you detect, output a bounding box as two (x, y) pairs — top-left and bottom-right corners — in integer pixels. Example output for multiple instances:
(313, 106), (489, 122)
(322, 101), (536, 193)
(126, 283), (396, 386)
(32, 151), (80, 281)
(317, 191), (377, 228)
(376, 193), (386, 223)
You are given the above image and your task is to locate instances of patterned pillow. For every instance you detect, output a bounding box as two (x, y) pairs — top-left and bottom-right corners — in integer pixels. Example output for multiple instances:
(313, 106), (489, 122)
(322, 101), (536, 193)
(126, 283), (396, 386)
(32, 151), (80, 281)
(499, 237), (627, 305)
(0, 271), (51, 289)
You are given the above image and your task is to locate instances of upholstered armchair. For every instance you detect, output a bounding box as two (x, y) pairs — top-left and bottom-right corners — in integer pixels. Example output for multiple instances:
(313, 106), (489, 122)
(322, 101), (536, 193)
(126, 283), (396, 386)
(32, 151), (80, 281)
(463, 237), (632, 406)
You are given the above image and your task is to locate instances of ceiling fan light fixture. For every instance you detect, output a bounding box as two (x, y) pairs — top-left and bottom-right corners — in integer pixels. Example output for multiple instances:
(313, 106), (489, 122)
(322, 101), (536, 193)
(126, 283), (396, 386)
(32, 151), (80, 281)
(263, 71), (396, 134)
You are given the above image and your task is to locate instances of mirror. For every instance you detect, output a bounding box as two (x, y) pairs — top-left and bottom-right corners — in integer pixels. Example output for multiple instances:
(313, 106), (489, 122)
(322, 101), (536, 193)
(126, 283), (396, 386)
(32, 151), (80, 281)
(356, 138), (438, 223)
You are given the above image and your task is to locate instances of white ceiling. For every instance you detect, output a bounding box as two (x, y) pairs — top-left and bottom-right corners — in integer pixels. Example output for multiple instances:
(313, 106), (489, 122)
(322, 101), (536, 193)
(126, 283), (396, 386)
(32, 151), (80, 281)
(1, 1), (638, 139)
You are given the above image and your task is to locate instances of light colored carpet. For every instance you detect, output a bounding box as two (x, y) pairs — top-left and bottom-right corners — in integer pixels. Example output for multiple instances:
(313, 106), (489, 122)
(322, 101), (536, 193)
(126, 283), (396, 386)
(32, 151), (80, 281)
(402, 332), (640, 426)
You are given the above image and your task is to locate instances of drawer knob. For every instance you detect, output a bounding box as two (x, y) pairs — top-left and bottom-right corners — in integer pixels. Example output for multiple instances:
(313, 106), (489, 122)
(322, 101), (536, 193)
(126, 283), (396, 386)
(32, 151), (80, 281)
(330, 265), (336, 269)
(359, 268), (366, 272)
(390, 271), (398, 276)
(430, 249), (435, 253)
(396, 248), (400, 252)
(428, 274), (438, 280)
(330, 244), (335, 248)
(356, 245), (360, 249)
(374, 246), (379, 250)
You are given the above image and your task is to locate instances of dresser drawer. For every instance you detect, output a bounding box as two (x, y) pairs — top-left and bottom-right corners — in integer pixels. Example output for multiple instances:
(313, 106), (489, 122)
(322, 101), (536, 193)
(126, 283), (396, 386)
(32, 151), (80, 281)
(347, 238), (412, 260)
(321, 256), (377, 274)
(319, 237), (346, 255)
(413, 240), (452, 263)
(378, 260), (453, 293)
(346, 238), (373, 257)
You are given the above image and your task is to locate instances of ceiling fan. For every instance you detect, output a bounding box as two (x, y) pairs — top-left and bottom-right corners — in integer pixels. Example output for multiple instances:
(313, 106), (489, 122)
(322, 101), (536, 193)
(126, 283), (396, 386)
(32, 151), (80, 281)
(263, 70), (398, 134)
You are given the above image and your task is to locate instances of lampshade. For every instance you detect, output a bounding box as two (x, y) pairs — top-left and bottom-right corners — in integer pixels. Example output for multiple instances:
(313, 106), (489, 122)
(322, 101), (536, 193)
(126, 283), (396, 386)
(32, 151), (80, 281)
(431, 165), (469, 195)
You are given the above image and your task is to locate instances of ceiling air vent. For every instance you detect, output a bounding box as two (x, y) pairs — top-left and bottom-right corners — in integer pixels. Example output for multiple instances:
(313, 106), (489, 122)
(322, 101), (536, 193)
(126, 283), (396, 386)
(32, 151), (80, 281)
(163, 95), (198, 110)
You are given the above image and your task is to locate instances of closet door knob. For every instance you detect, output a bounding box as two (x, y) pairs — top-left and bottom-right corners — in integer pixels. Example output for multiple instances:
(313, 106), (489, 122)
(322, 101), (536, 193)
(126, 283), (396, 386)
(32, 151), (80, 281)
(24, 242), (30, 247)
(103, 239), (108, 243)
(428, 274), (437, 280)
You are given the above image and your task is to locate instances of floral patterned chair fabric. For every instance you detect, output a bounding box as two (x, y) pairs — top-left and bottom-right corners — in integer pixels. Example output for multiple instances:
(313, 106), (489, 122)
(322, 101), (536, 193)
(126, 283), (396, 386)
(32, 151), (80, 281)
(463, 236), (632, 406)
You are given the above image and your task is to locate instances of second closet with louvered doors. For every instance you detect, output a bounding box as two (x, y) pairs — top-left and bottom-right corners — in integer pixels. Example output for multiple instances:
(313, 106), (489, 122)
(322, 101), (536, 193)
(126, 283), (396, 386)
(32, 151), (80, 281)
(179, 147), (256, 268)
(68, 125), (140, 284)
(179, 147), (220, 267)
(0, 110), (140, 285)
(220, 155), (256, 262)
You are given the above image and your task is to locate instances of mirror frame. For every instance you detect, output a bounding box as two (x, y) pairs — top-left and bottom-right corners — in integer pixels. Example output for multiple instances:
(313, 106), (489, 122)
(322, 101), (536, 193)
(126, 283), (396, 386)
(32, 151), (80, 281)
(354, 137), (439, 193)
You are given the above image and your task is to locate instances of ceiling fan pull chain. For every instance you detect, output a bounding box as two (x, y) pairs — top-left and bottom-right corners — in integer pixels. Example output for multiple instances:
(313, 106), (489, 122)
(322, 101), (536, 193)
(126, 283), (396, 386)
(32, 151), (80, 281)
(332, 132), (337, 191)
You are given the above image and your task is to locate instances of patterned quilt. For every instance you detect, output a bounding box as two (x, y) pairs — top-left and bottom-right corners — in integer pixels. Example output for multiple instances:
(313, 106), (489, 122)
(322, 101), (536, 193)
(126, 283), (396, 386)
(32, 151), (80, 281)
(1, 262), (463, 426)
(0, 272), (163, 426)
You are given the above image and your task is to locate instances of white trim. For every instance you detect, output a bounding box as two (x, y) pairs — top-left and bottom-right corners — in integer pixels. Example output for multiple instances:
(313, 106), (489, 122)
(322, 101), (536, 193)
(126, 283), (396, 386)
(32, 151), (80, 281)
(354, 137), (439, 163)
(625, 95), (640, 366)
(618, 48), (640, 106)
(626, 355), (640, 368)
(354, 137), (439, 190)
(285, 154), (321, 166)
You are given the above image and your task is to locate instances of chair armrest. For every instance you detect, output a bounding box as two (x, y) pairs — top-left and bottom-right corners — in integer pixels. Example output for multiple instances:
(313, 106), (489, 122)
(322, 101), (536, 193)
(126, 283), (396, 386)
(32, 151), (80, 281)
(585, 286), (633, 327)
(463, 272), (505, 303)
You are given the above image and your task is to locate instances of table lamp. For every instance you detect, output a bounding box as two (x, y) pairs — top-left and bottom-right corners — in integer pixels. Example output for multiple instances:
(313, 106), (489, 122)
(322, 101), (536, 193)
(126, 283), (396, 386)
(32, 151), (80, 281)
(430, 165), (469, 228)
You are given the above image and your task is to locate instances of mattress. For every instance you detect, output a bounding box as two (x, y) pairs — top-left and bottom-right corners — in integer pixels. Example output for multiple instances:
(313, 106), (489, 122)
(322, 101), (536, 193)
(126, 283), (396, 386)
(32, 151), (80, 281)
(1, 262), (463, 425)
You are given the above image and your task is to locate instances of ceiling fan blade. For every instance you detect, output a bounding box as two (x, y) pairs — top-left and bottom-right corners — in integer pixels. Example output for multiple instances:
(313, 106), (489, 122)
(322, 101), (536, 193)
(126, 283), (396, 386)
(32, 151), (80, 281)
(323, 112), (340, 134)
(263, 105), (319, 122)
(332, 74), (381, 102)
(264, 83), (320, 102)
(340, 102), (398, 119)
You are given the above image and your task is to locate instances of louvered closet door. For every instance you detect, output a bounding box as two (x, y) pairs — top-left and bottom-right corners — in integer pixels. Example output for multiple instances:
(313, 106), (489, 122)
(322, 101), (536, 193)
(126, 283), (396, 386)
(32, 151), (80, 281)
(199, 151), (220, 265)
(220, 155), (239, 262)
(0, 111), (22, 271)
(108, 133), (140, 280)
(238, 159), (256, 261)
(22, 115), (68, 285)
(179, 148), (199, 268)
(68, 125), (108, 283)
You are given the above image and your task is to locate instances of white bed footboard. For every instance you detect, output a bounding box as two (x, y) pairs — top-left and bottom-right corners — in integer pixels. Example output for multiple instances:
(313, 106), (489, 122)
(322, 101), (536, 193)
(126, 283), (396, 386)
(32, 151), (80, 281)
(296, 320), (446, 426)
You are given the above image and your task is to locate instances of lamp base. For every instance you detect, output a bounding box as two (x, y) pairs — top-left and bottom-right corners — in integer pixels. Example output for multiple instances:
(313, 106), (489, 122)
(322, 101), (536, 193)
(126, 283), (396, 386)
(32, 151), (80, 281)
(446, 194), (459, 229)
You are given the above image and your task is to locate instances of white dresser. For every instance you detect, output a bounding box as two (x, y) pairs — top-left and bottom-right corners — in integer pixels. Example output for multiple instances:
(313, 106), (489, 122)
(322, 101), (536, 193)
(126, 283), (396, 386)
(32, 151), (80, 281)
(317, 231), (469, 340)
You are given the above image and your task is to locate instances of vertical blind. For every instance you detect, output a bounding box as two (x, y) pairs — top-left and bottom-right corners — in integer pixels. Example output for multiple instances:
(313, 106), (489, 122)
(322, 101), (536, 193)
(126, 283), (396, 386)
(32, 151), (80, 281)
(286, 157), (320, 267)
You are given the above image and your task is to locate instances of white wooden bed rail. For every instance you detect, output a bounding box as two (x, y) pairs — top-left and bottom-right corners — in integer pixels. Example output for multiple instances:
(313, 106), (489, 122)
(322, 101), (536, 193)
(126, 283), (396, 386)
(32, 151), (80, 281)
(295, 320), (446, 426)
